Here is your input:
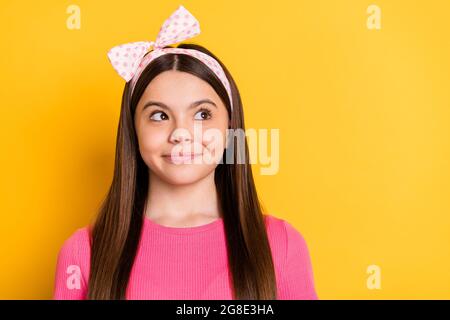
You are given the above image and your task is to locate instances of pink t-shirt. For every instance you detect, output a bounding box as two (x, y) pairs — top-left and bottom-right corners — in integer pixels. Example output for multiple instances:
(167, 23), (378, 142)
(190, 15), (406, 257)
(53, 214), (319, 299)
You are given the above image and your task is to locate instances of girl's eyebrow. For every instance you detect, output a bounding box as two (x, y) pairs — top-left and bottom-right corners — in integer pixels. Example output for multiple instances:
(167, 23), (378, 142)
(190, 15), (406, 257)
(142, 99), (217, 111)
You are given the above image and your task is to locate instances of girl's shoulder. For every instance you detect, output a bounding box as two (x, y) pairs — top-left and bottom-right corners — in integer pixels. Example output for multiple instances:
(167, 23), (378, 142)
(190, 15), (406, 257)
(54, 226), (91, 299)
(263, 214), (319, 299)
(263, 213), (313, 268)
(55, 226), (91, 274)
(59, 226), (91, 254)
(263, 213), (308, 245)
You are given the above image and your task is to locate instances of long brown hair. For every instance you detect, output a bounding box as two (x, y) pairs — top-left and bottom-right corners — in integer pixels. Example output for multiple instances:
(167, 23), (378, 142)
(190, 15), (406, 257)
(87, 43), (277, 299)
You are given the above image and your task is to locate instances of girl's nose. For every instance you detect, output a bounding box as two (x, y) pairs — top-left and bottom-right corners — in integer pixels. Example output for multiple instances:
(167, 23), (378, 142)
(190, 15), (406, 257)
(169, 127), (193, 144)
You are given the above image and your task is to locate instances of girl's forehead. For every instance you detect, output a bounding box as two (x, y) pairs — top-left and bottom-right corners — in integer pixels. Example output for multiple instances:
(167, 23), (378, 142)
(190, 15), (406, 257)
(146, 70), (215, 93)
(140, 71), (224, 109)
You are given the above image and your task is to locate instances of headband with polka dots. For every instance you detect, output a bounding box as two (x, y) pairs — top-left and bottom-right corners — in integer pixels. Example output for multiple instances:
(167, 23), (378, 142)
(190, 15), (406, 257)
(107, 5), (233, 111)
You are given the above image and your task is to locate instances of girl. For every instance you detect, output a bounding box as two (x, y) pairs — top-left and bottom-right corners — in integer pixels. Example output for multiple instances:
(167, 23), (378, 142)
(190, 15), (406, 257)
(53, 5), (318, 300)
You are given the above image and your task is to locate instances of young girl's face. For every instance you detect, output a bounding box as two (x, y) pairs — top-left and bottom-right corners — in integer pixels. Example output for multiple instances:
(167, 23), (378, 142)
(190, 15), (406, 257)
(134, 70), (230, 185)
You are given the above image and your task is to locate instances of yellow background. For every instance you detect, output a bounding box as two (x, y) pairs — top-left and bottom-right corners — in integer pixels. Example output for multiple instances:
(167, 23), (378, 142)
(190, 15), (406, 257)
(0, 0), (449, 299)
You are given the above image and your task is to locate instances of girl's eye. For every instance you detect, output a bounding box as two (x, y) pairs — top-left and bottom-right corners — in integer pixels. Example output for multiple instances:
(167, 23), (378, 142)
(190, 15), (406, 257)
(194, 108), (212, 120)
(149, 108), (212, 121)
(149, 111), (168, 121)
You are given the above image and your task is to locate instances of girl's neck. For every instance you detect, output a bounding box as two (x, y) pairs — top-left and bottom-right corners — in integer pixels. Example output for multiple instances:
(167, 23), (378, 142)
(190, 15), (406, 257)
(144, 170), (222, 224)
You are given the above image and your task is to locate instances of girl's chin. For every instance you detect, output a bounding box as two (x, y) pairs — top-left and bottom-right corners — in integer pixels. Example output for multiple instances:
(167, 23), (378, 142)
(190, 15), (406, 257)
(159, 172), (208, 186)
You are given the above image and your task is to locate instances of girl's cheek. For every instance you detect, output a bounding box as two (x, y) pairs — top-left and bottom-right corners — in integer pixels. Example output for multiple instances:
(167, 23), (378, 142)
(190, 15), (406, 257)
(139, 128), (168, 153)
(202, 127), (227, 155)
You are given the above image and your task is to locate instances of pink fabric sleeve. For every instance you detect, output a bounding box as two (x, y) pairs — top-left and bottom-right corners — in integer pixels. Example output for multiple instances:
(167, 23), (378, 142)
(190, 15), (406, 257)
(53, 228), (89, 300)
(279, 220), (319, 299)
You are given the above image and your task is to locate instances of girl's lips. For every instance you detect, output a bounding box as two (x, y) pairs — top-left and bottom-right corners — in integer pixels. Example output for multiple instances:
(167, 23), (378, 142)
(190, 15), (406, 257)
(162, 153), (203, 163)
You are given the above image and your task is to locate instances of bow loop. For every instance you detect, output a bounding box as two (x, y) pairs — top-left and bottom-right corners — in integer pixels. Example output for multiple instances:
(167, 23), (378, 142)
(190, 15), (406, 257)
(154, 5), (200, 48)
(107, 41), (153, 82)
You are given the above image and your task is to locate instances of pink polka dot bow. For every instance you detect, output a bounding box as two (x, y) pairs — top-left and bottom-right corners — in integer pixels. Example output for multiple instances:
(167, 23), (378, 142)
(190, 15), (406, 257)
(107, 5), (233, 111)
